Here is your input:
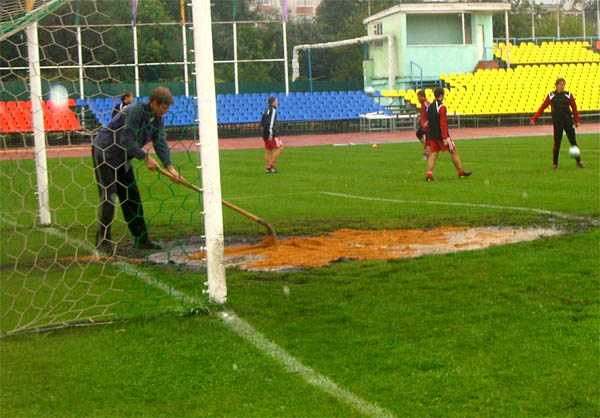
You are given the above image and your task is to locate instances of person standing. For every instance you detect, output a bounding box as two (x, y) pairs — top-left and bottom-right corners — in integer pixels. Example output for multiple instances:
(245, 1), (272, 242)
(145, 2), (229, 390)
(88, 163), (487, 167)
(425, 87), (471, 182)
(415, 90), (431, 160)
(111, 91), (134, 119)
(530, 78), (584, 169)
(260, 97), (283, 173)
(92, 86), (183, 253)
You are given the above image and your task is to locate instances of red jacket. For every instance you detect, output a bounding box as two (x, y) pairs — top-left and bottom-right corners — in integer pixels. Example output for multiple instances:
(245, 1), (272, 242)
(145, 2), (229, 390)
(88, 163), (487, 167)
(419, 99), (431, 129)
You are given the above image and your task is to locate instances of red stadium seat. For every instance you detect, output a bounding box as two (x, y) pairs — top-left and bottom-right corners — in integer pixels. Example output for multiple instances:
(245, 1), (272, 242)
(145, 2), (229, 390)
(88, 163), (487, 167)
(1, 100), (81, 132)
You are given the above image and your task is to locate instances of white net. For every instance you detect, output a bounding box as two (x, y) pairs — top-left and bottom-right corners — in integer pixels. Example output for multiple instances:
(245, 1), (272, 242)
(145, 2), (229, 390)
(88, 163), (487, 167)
(0, 0), (223, 335)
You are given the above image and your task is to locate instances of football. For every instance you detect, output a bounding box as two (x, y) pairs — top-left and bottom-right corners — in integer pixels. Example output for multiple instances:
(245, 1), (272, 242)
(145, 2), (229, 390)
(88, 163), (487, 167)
(569, 145), (580, 159)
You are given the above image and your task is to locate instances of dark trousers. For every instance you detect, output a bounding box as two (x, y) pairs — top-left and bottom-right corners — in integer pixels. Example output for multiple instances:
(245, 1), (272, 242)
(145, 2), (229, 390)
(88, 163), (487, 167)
(92, 147), (148, 246)
(553, 122), (580, 165)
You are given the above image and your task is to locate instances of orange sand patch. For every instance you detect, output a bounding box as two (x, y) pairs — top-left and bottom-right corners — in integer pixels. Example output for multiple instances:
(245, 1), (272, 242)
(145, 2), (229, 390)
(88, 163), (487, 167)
(188, 227), (559, 271)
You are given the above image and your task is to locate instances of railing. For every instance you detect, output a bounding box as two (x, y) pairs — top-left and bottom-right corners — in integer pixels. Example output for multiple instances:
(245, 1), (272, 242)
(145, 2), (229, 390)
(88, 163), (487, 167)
(493, 36), (600, 46)
(410, 61), (423, 89)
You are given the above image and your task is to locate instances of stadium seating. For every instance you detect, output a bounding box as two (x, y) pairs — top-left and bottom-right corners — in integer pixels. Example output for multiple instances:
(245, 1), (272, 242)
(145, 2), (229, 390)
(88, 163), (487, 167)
(86, 91), (391, 127)
(0, 99), (82, 133)
(494, 40), (600, 64)
(397, 62), (600, 116)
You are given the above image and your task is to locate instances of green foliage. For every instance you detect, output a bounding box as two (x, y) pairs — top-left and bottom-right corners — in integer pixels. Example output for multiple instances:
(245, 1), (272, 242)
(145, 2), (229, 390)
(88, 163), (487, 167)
(493, 0), (593, 39)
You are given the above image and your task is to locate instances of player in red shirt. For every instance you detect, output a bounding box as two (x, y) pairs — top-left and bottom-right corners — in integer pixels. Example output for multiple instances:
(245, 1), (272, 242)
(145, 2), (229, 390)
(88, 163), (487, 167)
(260, 97), (283, 173)
(530, 78), (584, 169)
(425, 87), (471, 182)
(415, 90), (431, 160)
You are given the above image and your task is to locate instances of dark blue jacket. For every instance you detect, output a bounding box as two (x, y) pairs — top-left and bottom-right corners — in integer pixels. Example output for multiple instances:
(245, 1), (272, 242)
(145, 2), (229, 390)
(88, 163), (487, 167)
(93, 102), (171, 168)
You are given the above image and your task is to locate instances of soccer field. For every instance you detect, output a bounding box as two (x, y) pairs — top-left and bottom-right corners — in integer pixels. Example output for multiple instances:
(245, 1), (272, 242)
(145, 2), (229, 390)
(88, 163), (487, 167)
(1, 133), (599, 416)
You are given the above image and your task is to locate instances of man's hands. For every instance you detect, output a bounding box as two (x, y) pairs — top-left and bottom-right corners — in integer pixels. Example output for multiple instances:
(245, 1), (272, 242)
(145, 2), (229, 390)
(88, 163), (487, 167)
(443, 138), (455, 151)
(145, 156), (185, 184)
(166, 164), (186, 184)
(145, 155), (160, 171)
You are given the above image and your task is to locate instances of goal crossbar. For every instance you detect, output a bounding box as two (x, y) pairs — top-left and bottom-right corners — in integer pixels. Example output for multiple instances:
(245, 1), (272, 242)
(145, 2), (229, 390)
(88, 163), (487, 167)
(292, 34), (395, 90)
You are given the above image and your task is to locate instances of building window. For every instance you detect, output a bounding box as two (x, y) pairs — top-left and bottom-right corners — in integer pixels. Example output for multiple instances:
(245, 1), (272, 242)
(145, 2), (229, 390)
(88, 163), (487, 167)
(406, 14), (465, 45)
(463, 13), (472, 44)
(260, 0), (272, 5)
(373, 22), (383, 48)
(298, 0), (312, 6)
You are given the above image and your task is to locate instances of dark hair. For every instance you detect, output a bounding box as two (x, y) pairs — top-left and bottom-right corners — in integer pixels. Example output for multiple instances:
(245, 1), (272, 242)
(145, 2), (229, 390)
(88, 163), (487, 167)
(121, 91), (134, 101)
(433, 87), (445, 99)
(268, 96), (277, 105)
(150, 86), (174, 106)
(417, 90), (426, 97)
(555, 78), (566, 86)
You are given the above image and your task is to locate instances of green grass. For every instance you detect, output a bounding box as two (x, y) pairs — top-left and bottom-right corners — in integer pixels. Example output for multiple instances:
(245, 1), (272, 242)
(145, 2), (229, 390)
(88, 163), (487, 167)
(1, 133), (599, 416)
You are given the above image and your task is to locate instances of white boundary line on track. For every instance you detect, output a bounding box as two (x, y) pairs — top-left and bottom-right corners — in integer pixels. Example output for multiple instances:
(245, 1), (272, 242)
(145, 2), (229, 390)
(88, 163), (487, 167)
(319, 191), (598, 224)
(0, 214), (395, 418)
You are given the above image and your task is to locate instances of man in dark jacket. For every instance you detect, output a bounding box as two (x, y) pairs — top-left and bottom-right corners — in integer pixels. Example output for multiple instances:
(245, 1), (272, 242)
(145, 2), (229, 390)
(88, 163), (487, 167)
(260, 97), (283, 173)
(92, 86), (183, 253)
(530, 78), (584, 169)
(111, 91), (134, 119)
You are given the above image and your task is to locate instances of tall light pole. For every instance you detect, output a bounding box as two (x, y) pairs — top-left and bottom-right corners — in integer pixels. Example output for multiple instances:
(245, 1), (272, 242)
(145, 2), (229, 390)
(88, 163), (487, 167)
(532, 0), (536, 40)
(597, 0), (600, 38)
(557, 0), (561, 39)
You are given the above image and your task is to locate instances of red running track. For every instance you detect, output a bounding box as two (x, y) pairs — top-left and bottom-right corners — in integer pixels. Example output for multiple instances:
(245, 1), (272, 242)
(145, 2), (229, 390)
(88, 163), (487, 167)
(2, 123), (598, 161)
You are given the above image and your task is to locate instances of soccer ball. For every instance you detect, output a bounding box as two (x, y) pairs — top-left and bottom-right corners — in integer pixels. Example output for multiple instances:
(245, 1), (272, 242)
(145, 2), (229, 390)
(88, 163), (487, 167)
(568, 145), (580, 159)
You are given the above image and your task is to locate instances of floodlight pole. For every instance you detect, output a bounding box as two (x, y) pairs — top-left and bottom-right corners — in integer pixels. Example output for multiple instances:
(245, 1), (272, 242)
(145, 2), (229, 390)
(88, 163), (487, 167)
(191, 0), (227, 304)
(133, 25), (140, 97)
(182, 24), (190, 97)
(505, 11), (510, 67)
(557, 0), (561, 39)
(76, 26), (85, 99)
(233, 22), (239, 94)
(597, 0), (600, 38)
(283, 20), (289, 94)
(531, 1), (535, 40)
(26, 22), (51, 226)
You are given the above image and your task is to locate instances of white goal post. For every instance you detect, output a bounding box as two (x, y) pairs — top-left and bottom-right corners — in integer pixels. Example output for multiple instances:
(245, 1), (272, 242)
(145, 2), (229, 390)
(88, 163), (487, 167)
(191, 0), (227, 303)
(292, 34), (396, 90)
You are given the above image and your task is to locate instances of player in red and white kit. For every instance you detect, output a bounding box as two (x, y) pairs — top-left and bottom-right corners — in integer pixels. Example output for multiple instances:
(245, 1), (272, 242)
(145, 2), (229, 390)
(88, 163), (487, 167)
(425, 87), (471, 182)
(260, 97), (283, 173)
(415, 90), (431, 160)
(530, 78), (584, 169)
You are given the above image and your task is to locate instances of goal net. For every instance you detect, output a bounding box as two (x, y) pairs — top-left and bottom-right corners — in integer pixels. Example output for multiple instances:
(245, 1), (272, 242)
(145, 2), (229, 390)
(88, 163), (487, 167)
(1, 0), (226, 335)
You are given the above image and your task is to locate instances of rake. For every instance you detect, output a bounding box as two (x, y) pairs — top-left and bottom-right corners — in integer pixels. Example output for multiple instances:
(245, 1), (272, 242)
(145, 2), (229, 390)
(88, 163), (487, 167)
(157, 167), (277, 245)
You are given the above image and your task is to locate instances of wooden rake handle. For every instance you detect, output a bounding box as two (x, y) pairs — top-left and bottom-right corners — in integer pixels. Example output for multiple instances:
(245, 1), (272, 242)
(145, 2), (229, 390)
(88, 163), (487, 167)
(156, 166), (277, 243)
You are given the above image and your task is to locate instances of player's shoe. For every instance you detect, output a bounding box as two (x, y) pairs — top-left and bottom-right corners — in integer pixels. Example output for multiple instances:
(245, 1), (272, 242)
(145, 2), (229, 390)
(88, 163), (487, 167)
(426, 176), (434, 182)
(458, 171), (472, 179)
(266, 167), (272, 173)
(137, 239), (162, 250)
(553, 164), (558, 170)
(577, 161), (585, 168)
(96, 240), (115, 256)
(269, 167), (279, 173)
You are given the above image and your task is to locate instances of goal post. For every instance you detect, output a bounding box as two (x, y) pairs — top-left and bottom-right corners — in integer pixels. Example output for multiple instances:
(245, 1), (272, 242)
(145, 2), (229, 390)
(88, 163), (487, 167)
(0, 0), (227, 335)
(191, 0), (226, 304)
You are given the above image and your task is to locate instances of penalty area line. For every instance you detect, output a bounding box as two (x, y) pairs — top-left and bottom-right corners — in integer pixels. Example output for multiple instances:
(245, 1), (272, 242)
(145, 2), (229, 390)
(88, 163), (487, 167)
(320, 191), (596, 223)
(0, 214), (395, 418)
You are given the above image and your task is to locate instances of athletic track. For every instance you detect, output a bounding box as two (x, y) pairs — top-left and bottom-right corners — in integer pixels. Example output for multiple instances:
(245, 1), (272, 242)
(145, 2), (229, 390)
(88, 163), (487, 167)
(1, 123), (598, 161)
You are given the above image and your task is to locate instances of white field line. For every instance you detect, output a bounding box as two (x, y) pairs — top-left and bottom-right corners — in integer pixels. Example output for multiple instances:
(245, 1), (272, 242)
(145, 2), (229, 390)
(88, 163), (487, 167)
(1, 214), (394, 417)
(218, 311), (395, 418)
(319, 191), (597, 224)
